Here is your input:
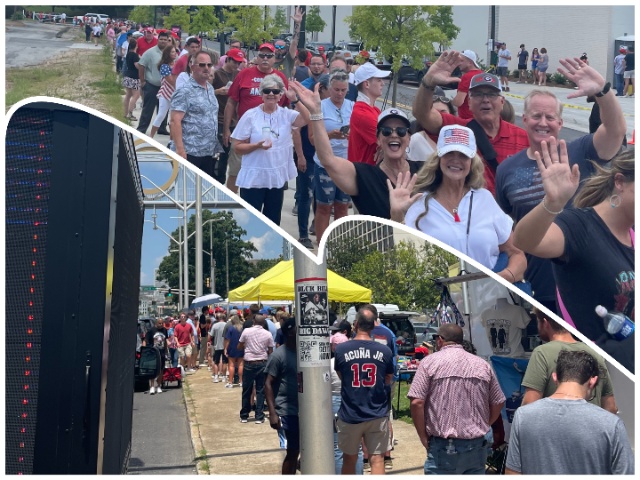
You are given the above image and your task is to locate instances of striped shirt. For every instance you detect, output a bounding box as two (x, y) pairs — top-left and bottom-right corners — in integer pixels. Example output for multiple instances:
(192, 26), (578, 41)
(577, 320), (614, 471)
(238, 325), (274, 361)
(407, 344), (505, 439)
(157, 63), (175, 100)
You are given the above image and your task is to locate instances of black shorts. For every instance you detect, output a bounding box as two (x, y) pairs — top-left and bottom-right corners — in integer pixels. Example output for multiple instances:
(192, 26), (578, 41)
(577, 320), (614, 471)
(518, 64), (527, 70)
(213, 349), (228, 364)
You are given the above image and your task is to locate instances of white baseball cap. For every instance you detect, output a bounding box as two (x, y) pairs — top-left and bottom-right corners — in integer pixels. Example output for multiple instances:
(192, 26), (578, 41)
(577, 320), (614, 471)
(354, 62), (391, 85)
(437, 125), (477, 158)
(377, 108), (410, 129)
(460, 50), (480, 69)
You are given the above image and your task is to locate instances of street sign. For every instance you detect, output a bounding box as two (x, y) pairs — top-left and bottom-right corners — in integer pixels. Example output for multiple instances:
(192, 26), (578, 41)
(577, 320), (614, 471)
(141, 286), (156, 291)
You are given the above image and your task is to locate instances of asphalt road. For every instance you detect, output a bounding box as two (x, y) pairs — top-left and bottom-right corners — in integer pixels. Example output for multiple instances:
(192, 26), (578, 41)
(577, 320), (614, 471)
(128, 382), (196, 475)
(5, 21), (76, 68)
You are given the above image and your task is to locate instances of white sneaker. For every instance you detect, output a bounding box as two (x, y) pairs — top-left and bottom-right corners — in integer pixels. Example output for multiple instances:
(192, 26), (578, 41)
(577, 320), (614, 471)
(238, 382), (242, 387)
(156, 387), (162, 394)
(225, 383), (233, 388)
(150, 386), (156, 395)
(213, 375), (219, 383)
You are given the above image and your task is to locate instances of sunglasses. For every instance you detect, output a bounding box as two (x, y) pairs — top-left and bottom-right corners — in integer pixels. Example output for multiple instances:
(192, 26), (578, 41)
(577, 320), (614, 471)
(434, 95), (451, 103)
(258, 53), (275, 59)
(431, 334), (444, 341)
(262, 88), (281, 95)
(275, 44), (286, 50)
(378, 126), (409, 137)
(196, 62), (213, 68)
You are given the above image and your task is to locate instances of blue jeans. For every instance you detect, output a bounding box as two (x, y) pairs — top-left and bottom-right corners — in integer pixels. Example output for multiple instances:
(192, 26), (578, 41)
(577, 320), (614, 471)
(424, 436), (488, 475)
(240, 187), (285, 226)
(295, 160), (315, 238)
(240, 361), (267, 421)
(332, 395), (364, 475)
(169, 348), (178, 368)
(615, 72), (625, 95)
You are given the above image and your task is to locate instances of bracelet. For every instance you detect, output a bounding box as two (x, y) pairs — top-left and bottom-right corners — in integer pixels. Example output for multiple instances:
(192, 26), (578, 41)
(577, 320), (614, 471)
(541, 197), (564, 215)
(309, 113), (324, 121)
(421, 80), (436, 91)
(290, 100), (299, 107)
(505, 268), (516, 283)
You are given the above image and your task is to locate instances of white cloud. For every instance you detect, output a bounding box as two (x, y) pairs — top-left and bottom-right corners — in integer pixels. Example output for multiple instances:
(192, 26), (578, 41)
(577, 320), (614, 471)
(232, 209), (250, 227)
(249, 231), (281, 259)
(140, 271), (149, 284)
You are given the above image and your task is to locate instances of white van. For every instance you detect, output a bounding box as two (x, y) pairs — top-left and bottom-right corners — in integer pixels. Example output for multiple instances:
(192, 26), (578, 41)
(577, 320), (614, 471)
(345, 303), (399, 324)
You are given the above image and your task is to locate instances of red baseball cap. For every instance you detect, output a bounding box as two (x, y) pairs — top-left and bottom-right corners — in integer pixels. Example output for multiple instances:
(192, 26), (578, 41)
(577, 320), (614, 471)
(258, 43), (275, 52)
(318, 46), (325, 51)
(226, 48), (245, 62)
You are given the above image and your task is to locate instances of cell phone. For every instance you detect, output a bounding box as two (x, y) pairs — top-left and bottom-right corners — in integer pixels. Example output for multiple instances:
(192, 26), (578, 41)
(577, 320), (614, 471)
(340, 125), (350, 135)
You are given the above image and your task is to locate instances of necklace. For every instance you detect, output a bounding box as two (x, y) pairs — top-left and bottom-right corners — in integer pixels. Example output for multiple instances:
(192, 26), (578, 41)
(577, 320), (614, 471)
(436, 189), (469, 223)
(551, 392), (584, 400)
(381, 161), (408, 183)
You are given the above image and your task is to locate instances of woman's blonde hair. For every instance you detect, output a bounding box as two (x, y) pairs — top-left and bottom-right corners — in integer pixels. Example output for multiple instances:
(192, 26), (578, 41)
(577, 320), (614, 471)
(230, 314), (243, 332)
(573, 147), (634, 208)
(411, 151), (485, 228)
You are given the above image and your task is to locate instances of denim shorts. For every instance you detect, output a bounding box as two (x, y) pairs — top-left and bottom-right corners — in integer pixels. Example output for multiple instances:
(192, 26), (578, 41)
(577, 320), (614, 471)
(496, 66), (509, 77)
(424, 436), (487, 475)
(314, 164), (350, 205)
(280, 415), (300, 451)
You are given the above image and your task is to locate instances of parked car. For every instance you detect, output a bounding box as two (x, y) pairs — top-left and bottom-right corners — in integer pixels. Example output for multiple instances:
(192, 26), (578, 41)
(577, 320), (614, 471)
(411, 322), (439, 345)
(378, 311), (420, 355)
(396, 52), (461, 88)
(370, 50), (393, 71)
(306, 41), (335, 56)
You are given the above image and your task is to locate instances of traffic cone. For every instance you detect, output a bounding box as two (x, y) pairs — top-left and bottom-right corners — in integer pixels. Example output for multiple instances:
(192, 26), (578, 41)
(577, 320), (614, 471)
(628, 130), (635, 145)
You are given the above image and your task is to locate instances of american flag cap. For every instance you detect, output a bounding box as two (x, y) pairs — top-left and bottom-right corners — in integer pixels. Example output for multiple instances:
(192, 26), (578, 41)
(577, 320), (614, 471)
(437, 125), (477, 158)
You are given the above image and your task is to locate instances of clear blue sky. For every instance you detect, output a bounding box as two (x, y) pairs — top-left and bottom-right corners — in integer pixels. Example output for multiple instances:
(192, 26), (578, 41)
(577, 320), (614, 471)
(139, 202), (284, 287)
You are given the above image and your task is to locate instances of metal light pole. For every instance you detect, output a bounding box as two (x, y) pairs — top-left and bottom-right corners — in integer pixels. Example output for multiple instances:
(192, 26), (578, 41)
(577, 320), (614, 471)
(293, 250), (333, 474)
(225, 239), (230, 298)
(183, 169), (189, 307)
(195, 176), (203, 298)
(202, 217), (224, 295)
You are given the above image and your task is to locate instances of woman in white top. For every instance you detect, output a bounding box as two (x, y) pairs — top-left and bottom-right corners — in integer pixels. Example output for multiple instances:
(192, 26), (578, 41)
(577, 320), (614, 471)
(231, 74), (309, 226)
(407, 87), (455, 162)
(392, 125), (526, 283)
(308, 70), (355, 241)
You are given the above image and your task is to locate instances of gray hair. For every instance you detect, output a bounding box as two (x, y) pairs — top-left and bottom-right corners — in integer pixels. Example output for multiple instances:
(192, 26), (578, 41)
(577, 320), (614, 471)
(524, 89), (563, 118)
(261, 73), (285, 92)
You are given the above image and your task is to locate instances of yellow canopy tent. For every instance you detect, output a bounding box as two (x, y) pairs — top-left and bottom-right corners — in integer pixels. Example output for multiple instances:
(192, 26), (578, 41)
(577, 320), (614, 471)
(228, 260), (371, 303)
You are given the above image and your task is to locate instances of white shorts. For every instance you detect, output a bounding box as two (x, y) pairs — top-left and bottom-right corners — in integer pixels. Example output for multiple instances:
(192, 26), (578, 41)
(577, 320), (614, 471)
(624, 70), (634, 79)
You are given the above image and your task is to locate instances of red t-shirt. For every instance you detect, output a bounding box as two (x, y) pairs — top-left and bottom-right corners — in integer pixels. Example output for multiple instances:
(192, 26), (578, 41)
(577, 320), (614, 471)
(174, 322), (193, 346)
(137, 36), (158, 56)
(228, 67), (289, 120)
(456, 69), (483, 120)
(347, 101), (381, 166)
(172, 53), (190, 75)
(440, 112), (530, 195)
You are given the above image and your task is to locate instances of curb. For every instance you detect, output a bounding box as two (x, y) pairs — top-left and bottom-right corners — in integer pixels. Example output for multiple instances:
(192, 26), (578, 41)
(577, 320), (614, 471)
(182, 375), (206, 475)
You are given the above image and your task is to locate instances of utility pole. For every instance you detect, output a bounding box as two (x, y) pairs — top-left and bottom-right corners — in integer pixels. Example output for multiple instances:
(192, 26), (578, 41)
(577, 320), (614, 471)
(331, 6), (336, 46)
(293, 250), (333, 474)
(298, 5), (306, 48)
(182, 167), (189, 308)
(209, 221), (215, 295)
(225, 239), (230, 299)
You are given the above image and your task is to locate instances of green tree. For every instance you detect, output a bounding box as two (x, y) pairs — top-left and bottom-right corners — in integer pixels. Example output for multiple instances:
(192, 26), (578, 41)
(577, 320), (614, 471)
(306, 6), (326, 39)
(341, 241), (457, 310)
(161, 5), (191, 31)
(429, 6), (460, 51)
(128, 6), (154, 25)
(346, 6), (449, 106)
(190, 6), (219, 39)
(274, 7), (289, 33)
(326, 238), (376, 278)
(223, 6), (277, 53)
(156, 210), (258, 300)
(252, 257), (283, 278)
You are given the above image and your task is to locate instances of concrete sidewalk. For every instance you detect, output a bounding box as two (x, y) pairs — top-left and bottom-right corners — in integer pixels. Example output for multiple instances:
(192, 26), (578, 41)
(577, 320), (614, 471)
(183, 367), (426, 475)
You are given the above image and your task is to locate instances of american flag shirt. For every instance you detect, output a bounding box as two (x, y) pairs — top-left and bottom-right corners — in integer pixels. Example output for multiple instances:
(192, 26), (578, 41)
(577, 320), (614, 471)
(407, 344), (505, 439)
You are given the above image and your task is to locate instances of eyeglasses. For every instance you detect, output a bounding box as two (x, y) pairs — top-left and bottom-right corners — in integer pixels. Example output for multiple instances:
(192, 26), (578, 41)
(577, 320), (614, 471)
(329, 70), (349, 81)
(469, 91), (501, 99)
(378, 126), (409, 137)
(431, 334), (443, 341)
(196, 62), (213, 68)
(262, 88), (281, 95)
(258, 53), (275, 59)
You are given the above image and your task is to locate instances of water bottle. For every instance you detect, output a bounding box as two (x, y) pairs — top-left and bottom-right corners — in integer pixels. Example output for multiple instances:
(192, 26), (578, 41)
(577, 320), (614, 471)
(595, 305), (634, 341)
(261, 126), (272, 147)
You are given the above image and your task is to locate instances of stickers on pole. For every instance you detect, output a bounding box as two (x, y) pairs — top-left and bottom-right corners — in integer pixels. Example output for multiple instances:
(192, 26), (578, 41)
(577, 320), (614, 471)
(296, 281), (331, 367)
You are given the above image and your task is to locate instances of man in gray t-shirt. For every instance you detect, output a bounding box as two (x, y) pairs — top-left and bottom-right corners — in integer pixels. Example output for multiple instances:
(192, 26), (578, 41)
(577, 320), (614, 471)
(210, 314), (228, 383)
(265, 319), (299, 474)
(506, 350), (634, 475)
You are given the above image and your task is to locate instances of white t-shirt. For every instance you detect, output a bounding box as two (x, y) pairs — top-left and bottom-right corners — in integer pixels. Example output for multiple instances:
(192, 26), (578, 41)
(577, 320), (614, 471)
(404, 188), (512, 269)
(407, 131), (436, 162)
(176, 72), (190, 91)
(232, 105), (299, 189)
(481, 302), (530, 357)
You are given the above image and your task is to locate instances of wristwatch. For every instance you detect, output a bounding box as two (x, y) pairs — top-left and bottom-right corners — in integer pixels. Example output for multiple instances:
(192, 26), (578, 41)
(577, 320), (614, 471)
(595, 82), (611, 98)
